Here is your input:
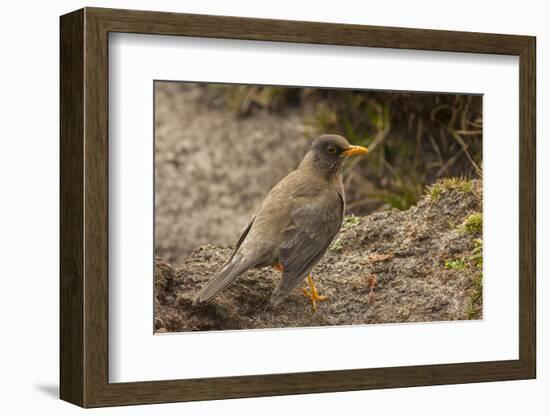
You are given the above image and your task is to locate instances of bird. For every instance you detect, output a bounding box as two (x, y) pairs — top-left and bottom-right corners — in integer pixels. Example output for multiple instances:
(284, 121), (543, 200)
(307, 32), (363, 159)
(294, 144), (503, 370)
(193, 134), (368, 310)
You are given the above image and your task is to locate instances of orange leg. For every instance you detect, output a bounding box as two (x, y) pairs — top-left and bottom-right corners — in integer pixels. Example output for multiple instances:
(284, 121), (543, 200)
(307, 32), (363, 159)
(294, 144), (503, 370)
(272, 262), (284, 273)
(302, 274), (328, 312)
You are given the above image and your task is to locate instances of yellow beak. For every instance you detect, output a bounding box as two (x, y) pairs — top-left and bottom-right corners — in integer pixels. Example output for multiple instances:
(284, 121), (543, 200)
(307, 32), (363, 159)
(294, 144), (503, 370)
(342, 145), (369, 157)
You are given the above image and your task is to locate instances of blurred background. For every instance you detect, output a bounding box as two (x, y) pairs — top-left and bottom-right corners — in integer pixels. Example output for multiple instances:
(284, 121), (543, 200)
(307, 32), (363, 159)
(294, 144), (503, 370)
(155, 81), (482, 265)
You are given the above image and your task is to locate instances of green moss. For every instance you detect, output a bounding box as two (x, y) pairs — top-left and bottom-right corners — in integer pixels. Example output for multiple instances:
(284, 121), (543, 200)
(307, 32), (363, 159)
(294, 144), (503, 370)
(329, 237), (343, 253)
(444, 258), (466, 270)
(458, 212), (483, 234)
(467, 273), (483, 319)
(427, 177), (474, 201)
(443, 238), (483, 319)
(471, 238), (483, 270)
(342, 215), (361, 230)
(467, 239), (483, 319)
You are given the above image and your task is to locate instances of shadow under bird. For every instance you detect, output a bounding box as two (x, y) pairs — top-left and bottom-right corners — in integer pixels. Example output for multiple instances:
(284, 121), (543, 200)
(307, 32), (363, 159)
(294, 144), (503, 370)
(194, 134), (368, 310)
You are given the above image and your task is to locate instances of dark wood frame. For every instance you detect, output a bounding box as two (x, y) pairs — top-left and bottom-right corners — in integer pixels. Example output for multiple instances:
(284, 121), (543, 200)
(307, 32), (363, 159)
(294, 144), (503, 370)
(60, 7), (536, 408)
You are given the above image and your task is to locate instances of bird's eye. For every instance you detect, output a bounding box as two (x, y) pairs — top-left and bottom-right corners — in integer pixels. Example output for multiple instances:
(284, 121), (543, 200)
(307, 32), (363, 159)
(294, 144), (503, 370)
(327, 146), (337, 154)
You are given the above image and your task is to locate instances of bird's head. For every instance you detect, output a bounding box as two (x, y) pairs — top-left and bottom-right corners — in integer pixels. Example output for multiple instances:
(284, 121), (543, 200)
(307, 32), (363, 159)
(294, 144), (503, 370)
(300, 134), (369, 178)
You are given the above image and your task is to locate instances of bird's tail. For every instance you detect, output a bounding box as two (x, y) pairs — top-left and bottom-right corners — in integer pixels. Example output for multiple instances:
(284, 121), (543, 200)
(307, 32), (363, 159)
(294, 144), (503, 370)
(193, 255), (254, 305)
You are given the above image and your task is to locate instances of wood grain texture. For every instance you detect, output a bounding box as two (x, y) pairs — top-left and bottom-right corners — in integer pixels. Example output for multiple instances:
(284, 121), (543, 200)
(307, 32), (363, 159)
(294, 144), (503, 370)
(59, 7), (537, 408)
(59, 8), (84, 406)
(88, 7), (532, 54)
(518, 38), (537, 376)
(83, 10), (110, 406)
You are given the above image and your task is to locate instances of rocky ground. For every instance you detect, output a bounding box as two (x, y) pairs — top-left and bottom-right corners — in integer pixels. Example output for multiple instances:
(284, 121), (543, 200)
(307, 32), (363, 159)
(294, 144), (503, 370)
(155, 179), (483, 332)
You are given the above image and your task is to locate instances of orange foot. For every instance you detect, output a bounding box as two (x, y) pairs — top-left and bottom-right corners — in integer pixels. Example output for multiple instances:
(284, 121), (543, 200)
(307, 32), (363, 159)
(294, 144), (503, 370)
(302, 274), (328, 312)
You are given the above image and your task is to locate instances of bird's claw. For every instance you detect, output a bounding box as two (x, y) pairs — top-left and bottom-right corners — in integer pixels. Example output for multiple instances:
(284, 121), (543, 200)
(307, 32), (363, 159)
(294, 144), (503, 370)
(302, 274), (328, 311)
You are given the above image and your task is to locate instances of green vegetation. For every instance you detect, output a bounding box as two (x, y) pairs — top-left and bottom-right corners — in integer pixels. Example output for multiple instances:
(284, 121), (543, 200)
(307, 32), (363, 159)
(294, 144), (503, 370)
(458, 212), (483, 234)
(341, 214), (361, 231)
(329, 237), (344, 253)
(467, 239), (483, 319)
(444, 238), (483, 319)
(427, 177), (474, 201)
(471, 238), (483, 269)
(444, 258), (467, 270)
(206, 85), (482, 212)
(467, 272), (483, 319)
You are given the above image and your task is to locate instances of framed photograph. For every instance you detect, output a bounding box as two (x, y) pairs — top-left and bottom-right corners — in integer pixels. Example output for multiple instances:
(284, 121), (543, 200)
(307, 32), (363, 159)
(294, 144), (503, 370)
(60, 7), (536, 408)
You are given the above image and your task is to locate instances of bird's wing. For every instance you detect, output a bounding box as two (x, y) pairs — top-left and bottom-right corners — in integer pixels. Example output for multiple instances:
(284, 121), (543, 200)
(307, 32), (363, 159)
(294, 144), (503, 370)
(270, 190), (344, 306)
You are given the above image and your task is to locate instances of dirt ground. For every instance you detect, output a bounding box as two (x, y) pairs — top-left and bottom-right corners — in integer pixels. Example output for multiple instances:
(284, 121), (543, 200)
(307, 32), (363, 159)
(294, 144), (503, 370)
(155, 180), (483, 332)
(155, 82), (311, 265)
